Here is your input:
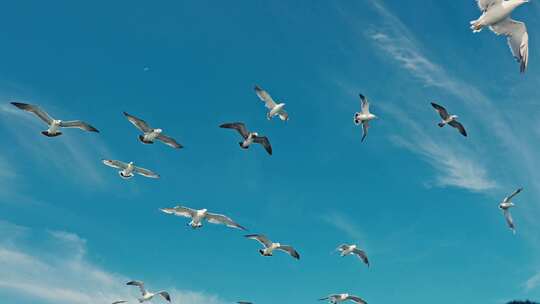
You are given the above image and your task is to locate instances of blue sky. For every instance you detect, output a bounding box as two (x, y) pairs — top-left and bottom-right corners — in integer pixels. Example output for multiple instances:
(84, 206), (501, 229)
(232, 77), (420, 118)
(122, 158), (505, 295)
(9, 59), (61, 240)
(0, 1), (539, 303)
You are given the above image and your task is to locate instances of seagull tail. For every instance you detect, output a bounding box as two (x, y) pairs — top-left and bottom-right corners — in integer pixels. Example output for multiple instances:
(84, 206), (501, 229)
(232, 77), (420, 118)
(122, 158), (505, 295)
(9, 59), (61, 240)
(438, 122), (445, 127)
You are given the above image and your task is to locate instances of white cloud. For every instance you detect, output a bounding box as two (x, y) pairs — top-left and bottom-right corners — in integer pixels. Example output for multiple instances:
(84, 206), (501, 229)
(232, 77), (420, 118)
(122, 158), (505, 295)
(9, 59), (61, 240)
(321, 211), (366, 243)
(0, 221), (225, 304)
(525, 271), (540, 291)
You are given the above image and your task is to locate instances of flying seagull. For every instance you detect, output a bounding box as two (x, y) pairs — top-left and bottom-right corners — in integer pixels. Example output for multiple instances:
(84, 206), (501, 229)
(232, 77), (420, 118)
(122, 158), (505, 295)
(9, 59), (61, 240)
(126, 280), (171, 303)
(431, 102), (467, 137)
(237, 301), (253, 304)
(353, 94), (378, 142)
(11, 102), (99, 137)
(112, 301), (128, 304)
(254, 85), (289, 121)
(123, 112), (182, 149)
(160, 206), (247, 230)
(336, 244), (369, 267)
(499, 187), (523, 234)
(245, 234), (300, 259)
(319, 294), (367, 304)
(102, 159), (159, 179)
(220, 122), (272, 155)
(470, 0), (530, 73)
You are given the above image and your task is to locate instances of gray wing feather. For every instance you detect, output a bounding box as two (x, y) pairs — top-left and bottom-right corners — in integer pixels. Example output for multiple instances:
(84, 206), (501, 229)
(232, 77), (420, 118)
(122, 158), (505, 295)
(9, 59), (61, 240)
(102, 159), (128, 169)
(220, 122), (249, 139)
(431, 102), (449, 120)
(253, 136), (272, 155)
(276, 245), (300, 259)
(11, 102), (53, 125)
(123, 112), (152, 132)
(134, 166), (159, 178)
(206, 212), (247, 230)
(60, 120), (99, 132)
(448, 120), (467, 137)
(156, 134), (183, 149)
(245, 234), (272, 248)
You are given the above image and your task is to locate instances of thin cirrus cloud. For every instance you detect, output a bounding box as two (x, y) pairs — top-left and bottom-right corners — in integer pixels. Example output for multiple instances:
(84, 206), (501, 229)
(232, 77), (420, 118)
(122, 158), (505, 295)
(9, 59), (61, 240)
(0, 220), (225, 304)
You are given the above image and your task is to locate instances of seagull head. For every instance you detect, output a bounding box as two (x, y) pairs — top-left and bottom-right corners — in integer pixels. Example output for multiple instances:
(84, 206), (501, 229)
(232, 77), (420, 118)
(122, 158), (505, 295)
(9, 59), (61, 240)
(155, 128), (163, 133)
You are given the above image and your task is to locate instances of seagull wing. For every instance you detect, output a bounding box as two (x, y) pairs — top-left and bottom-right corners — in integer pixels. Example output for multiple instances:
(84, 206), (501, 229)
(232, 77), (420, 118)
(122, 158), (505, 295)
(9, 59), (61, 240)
(503, 209), (516, 233)
(476, 0), (501, 12)
(359, 94), (370, 114)
(504, 187), (523, 203)
(237, 301), (253, 304)
(157, 291), (171, 302)
(59, 120), (99, 132)
(126, 281), (147, 296)
(430, 102), (450, 120)
(11, 102), (54, 125)
(352, 248), (370, 267)
(206, 212), (247, 230)
(319, 295), (340, 301)
(490, 19), (529, 73)
(448, 120), (467, 137)
(276, 245), (300, 259)
(102, 159), (128, 169)
(253, 136), (272, 155)
(346, 295), (368, 304)
(156, 134), (183, 149)
(254, 85), (277, 109)
(123, 112), (152, 132)
(361, 121), (369, 142)
(220, 122), (249, 139)
(245, 234), (272, 248)
(133, 166), (159, 178)
(160, 206), (196, 218)
(112, 301), (128, 304)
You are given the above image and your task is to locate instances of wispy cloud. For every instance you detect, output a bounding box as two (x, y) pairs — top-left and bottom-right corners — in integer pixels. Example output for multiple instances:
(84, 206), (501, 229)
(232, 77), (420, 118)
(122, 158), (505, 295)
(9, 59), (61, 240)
(321, 211), (365, 243)
(0, 221), (225, 304)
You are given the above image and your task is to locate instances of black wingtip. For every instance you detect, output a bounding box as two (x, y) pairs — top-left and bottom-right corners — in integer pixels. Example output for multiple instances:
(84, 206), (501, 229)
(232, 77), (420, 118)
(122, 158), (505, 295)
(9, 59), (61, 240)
(359, 94), (365, 100)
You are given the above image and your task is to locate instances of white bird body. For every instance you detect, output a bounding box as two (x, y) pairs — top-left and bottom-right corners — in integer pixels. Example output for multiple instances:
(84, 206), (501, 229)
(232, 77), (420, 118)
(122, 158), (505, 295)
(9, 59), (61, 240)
(261, 242), (281, 255)
(142, 129), (163, 142)
(268, 103), (286, 120)
(254, 85), (289, 121)
(121, 162), (135, 178)
(190, 208), (208, 228)
(354, 94), (378, 142)
(440, 114), (459, 126)
(241, 133), (258, 149)
(102, 159), (160, 179)
(498, 187), (523, 234)
(47, 119), (62, 135)
(339, 244), (357, 256)
(160, 206), (247, 230)
(471, 0), (527, 31)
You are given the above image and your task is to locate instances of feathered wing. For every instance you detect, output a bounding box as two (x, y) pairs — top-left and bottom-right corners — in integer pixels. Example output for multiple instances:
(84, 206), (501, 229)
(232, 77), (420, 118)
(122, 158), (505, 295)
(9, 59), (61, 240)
(11, 102), (54, 125)
(490, 19), (529, 73)
(254, 85), (277, 109)
(245, 234), (272, 248)
(504, 187), (523, 203)
(160, 206), (196, 218)
(359, 94), (370, 114)
(112, 301), (128, 304)
(126, 280), (147, 296)
(206, 212), (247, 230)
(430, 102), (449, 120)
(220, 122), (249, 139)
(448, 120), (467, 137)
(476, 0), (501, 12)
(60, 120), (99, 132)
(253, 136), (272, 155)
(156, 134), (183, 149)
(276, 245), (300, 259)
(361, 121), (369, 142)
(352, 248), (370, 267)
(123, 112), (152, 132)
(157, 291), (171, 302)
(503, 209), (516, 233)
(133, 166), (159, 178)
(346, 295), (368, 304)
(102, 159), (128, 169)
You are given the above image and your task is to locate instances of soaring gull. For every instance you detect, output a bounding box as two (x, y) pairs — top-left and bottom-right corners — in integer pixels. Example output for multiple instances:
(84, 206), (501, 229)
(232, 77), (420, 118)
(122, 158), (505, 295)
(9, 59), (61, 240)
(220, 122), (272, 155)
(160, 205), (247, 230)
(431, 102), (467, 137)
(336, 244), (369, 267)
(254, 85), (289, 121)
(499, 187), (523, 234)
(470, 0), (530, 73)
(319, 294), (367, 304)
(102, 159), (159, 179)
(126, 280), (171, 303)
(245, 234), (300, 259)
(123, 112), (183, 148)
(11, 102), (99, 137)
(353, 94), (378, 142)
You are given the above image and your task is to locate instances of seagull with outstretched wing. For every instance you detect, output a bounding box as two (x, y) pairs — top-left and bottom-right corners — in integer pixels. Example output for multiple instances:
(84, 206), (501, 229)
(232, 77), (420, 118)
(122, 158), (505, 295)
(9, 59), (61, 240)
(160, 205), (247, 230)
(254, 85), (288, 121)
(123, 112), (183, 149)
(245, 234), (300, 259)
(319, 294), (367, 304)
(353, 94), (378, 142)
(220, 122), (272, 155)
(102, 159), (159, 179)
(126, 280), (171, 303)
(336, 244), (369, 267)
(498, 187), (523, 234)
(431, 102), (467, 137)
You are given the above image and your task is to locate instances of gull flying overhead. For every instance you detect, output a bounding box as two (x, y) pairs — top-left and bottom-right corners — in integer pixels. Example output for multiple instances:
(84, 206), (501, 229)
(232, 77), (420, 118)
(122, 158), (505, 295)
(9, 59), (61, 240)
(237, 301), (253, 304)
(319, 294), (367, 304)
(336, 244), (369, 267)
(499, 187), (523, 234)
(123, 112), (183, 149)
(160, 205), (247, 230)
(470, 0), (530, 73)
(245, 234), (300, 259)
(112, 301), (128, 304)
(102, 159), (159, 179)
(254, 85), (289, 121)
(126, 281), (171, 303)
(431, 102), (467, 137)
(353, 94), (378, 142)
(11, 102), (99, 137)
(220, 122), (272, 155)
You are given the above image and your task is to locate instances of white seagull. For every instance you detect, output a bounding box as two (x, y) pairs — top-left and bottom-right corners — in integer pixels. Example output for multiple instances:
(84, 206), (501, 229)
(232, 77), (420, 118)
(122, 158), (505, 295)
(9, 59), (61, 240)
(470, 0), (530, 73)
(220, 122), (272, 155)
(353, 94), (377, 142)
(499, 187), (523, 234)
(11, 102), (99, 137)
(254, 85), (289, 121)
(245, 234), (300, 259)
(319, 294), (367, 304)
(431, 102), (467, 137)
(160, 205), (247, 230)
(102, 160), (159, 179)
(123, 112), (183, 149)
(126, 281), (171, 303)
(336, 244), (370, 267)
